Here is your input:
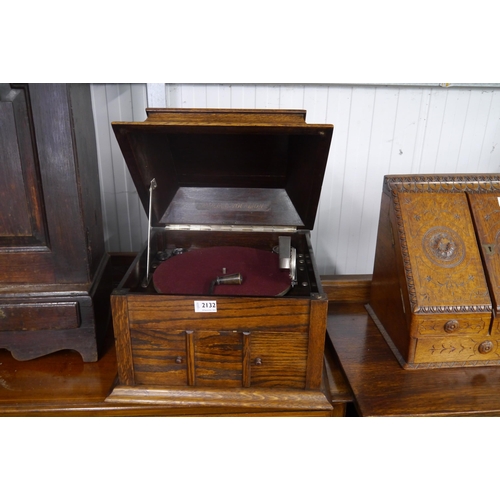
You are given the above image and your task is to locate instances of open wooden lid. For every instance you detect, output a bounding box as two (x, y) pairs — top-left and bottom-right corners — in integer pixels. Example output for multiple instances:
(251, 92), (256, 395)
(112, 108), (333, 230)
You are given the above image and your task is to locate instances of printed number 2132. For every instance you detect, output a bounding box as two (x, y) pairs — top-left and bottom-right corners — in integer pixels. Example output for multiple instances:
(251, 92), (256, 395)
(194, 300), (217, 313)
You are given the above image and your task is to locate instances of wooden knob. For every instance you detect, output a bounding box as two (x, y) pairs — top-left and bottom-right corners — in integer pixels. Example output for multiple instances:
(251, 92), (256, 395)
(254, 357), (262, 366)
(444, 320), (459, 333)
(478, 341), (493, 354)
(175, 356), (183, 364)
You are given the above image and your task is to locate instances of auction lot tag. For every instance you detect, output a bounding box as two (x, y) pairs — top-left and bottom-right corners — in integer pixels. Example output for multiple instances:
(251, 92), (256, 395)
(194, 300), (217, 313)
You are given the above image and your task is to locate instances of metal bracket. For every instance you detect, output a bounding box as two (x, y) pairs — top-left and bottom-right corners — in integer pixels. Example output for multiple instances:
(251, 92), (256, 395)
(278, 235), (297, 286)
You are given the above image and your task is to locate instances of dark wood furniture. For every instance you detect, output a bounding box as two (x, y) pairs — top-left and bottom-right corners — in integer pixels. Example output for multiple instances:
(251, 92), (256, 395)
(107, 108), (336, 413)
(0, 84), (110, 362)
(327, 276), (500, 416)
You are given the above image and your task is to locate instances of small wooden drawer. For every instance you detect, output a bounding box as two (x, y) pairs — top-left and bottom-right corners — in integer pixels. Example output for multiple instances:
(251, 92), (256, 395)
(0, 302), (80, 332)
(414, 335), (500, 364)
(414, 314), (490, 337)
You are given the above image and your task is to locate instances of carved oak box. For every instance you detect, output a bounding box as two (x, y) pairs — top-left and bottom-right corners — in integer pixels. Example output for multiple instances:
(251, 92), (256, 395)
(106, 108), (334, 412)
(368, 174), (500, 369)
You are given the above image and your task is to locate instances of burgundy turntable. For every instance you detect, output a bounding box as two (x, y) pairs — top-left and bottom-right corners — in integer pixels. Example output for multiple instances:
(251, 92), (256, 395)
(107, 108), (334, 414)
(153, 246), (292, 297)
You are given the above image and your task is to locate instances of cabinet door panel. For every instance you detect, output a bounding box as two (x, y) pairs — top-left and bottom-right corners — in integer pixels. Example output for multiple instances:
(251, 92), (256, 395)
(250, 331), (308, 388)
(0, 84), (48, 249)
(0, 84), (96, 286)
(131, 327), (188, 386)
(194, 330), (242, 388)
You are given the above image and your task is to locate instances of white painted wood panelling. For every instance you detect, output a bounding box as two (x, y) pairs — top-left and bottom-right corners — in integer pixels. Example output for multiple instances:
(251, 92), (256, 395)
(90, 83), (500, 275)
(90, 83), (149, 253)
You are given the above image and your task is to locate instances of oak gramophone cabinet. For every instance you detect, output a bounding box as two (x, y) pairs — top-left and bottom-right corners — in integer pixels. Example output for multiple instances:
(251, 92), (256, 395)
(106, 108), (335, 412)
(368, 174), (500, 369)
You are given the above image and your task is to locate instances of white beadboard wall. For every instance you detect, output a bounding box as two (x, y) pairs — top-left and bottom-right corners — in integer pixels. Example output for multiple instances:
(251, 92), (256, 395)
(90, 83), (500, 276)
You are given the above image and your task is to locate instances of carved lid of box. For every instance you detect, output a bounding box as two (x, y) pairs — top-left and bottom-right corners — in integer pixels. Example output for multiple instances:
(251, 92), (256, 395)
(394, 190), (491, 313)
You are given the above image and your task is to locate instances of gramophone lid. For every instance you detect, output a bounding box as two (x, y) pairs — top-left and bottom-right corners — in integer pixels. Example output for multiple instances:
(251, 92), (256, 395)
(112, 108), (333, 230)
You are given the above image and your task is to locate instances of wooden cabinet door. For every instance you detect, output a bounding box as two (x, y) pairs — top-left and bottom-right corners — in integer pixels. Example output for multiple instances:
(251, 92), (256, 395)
(130, 325), (309, 389)
(0, 83), (97, 287)
(131, 327), (244, 388)
(131, 328), (189, 386)
(0, 84), (54, 284)
(193, 330), (243, 387)
(249, 331), (308, 389)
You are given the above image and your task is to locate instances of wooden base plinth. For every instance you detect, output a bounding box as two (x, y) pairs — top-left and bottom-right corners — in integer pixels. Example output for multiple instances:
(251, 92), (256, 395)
(106, 384), (334, 414)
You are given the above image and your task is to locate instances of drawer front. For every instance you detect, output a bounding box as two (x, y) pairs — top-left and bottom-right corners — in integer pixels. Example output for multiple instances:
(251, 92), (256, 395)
(0, 302), (80, 332)
(131, 327), (188, 386)
(413, 313), (491, 337)
(414, 335), (500, 364)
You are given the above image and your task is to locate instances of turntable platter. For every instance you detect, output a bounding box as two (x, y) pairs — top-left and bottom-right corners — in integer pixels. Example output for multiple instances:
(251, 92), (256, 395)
(153, 246), (292, 296)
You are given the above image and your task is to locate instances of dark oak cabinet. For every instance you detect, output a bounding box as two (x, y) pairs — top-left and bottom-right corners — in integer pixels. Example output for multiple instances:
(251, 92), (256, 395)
(0, 83), (110, 361)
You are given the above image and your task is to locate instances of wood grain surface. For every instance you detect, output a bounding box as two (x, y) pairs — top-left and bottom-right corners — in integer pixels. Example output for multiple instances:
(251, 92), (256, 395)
(0, 321), (347, 416)
(328, 302), (500, 416)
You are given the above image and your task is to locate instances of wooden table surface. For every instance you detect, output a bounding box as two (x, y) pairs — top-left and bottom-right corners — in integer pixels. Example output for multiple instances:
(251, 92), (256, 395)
(327, 302), (500, 416)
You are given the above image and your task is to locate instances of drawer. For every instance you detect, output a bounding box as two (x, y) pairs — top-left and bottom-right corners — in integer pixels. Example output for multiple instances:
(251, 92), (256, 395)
(414, 335), (500, 363)
(413, 313), (491, 337)
(0, 302), (80, 332)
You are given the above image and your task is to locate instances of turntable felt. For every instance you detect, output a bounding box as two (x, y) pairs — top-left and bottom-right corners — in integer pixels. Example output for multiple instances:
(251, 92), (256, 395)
(153, 246), (292, 296)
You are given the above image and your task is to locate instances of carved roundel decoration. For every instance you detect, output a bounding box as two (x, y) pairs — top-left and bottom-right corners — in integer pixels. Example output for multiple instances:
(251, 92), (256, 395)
(422, 226), (465, 268)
